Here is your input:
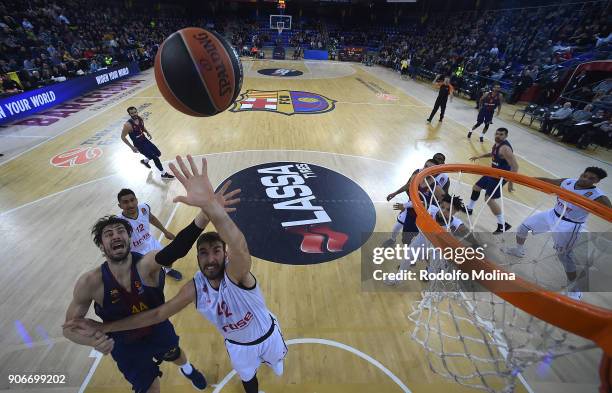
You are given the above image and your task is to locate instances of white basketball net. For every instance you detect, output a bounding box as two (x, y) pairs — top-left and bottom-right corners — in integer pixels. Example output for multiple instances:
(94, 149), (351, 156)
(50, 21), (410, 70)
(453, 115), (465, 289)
(406, 170), (611, 393)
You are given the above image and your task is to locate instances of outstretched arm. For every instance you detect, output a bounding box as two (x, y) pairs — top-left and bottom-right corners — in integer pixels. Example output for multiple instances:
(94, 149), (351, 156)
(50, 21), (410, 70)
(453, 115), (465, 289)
(66, 282), (196, 334)
(535, 177), (565, 186)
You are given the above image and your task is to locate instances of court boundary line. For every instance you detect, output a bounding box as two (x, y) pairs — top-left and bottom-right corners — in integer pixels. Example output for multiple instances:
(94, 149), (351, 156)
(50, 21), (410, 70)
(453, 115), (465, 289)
(0, 79), (155, 168)
(211, 337), (411, 393)
(1, 149), (536, 217)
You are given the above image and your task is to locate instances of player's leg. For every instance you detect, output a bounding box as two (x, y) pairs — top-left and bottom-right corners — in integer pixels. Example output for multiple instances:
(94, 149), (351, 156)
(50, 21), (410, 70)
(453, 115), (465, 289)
(145, 377), (161, 393)
(226, 341), (261, 393)
(479, 111), (493, 142)
(439, 98), (447, 121)
(485, 181), (511, 234)
(153, 323), (207, 390)
(503, 210), (553, 257)
(466, 179), (486, 214)
(261, 324), (288, 377)
(142, 139), (174, 179)
(468, 110), (485, 138)
(428, 98), (441, 122)
(552, 222), (586, 299)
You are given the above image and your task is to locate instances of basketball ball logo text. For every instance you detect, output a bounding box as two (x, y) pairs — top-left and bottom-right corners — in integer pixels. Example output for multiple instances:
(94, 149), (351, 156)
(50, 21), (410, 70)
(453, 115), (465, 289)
(193, 31), (231, 97)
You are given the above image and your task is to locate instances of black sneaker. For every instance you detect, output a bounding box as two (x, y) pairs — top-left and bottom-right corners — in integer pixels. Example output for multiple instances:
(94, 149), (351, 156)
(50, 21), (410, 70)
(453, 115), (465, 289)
(140, 159), (151, 169)
(466, 208), (473, 216)
(161, 172), (175, 179)
(493, 223), (512, 234)
(426, 118), (431, 123)
(479, 136), (484, 143)
(165, 268), (183, 281)
(180, 365), (207, 390)
(439, 117), (443, 122)
(467, 131), (472, 139)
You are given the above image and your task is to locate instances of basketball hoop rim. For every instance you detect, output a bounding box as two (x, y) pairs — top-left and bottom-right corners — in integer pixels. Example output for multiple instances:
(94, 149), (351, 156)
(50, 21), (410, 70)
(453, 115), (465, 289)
(410, 164), (612, 354)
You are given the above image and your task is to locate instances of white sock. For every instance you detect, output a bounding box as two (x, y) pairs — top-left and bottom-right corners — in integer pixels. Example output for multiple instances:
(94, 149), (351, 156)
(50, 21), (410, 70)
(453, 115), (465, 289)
(496, 214), (505, 225)
(143, 158), (150, 163)
(467, 199), (476, 210)
(163, 267), (171, 273)
(180, 362), (193, 375)
(391, 222), (403, 241)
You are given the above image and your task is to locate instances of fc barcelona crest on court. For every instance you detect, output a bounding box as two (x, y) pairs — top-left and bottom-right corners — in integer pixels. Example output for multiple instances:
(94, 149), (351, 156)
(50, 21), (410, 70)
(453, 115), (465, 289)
(230, 90), (336, 115)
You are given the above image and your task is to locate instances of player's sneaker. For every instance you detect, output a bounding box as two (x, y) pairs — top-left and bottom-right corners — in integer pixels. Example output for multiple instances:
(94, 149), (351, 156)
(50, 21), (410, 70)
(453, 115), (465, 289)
(502, 246), (525, 258)
(479, 136), (484, 143)
(493, 223), (512, 234)
(467, 131), (472, 139)
(161, 172), (175, 179)
(466, 208), (473, 215)
(180, 365), (207, 390)
(426, 118), (432, 123)
(439, 117), (443, 122)
(140, 159), (151, 169)
(165, 268), (183, 281)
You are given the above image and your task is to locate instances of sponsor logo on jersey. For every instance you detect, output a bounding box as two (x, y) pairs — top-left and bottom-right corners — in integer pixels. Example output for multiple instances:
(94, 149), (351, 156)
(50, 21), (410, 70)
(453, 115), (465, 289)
(230, 90), (336, 115)
(217, 162), (376, 265)
(257, 68), (304, 77)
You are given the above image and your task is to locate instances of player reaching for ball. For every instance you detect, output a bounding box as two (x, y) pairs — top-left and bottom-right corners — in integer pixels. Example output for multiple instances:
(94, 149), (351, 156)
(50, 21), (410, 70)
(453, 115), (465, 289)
(65, 155), (287, 393)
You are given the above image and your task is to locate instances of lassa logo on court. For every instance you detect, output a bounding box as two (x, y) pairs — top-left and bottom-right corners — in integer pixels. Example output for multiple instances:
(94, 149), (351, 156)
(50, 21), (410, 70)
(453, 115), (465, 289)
(230, 90), (335, 115)
(218, 162), (376, 265)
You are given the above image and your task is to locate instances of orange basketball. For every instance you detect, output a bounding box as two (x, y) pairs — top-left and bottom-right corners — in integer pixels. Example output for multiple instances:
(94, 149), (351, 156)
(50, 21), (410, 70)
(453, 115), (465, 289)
(154, 27), (243, 117)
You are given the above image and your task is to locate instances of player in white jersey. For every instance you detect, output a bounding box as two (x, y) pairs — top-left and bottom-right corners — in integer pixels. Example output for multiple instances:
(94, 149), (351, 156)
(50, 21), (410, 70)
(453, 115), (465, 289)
(384, 156), (448, 247)
(503, 167), (611, 299)
(118, 189), (183, 281)
(385, 194), (477, 285)
(69, 159), (284, 393)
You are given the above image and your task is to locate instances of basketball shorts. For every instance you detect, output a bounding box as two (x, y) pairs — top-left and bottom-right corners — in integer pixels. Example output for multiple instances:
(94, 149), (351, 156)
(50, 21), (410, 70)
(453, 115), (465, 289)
(476, 176), (507, 199)
(110, 321), (180, 393)
(521, 209), (585, 258)
(477, 108), (494, 124)
(134, 138), (162, 160)
(224, 316), (288, 381)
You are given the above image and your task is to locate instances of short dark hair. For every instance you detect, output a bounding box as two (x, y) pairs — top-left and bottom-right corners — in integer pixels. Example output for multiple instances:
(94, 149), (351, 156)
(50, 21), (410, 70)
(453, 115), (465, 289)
(197, 231), (226, 250)
(441, 194), (465, 211)
(584, 167), (607, 180)
(496, 127), (509, 135)
(117, 188), (136, 202)
(127, 106), (137, 113)
(91, 215), (132, 247)
(425, 159), (437, 166)
(433, 153), (446, 164)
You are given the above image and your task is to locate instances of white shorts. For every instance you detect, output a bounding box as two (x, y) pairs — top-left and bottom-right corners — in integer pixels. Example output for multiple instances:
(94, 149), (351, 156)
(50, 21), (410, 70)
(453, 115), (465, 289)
(224, 319), (288, 381)
(521, 209), (584, 252)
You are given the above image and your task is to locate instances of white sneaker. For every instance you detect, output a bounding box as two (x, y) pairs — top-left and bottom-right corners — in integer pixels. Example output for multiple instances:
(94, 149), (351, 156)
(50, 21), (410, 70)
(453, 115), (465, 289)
(502, 246), (525, 258)
(567, 290), (583, 301)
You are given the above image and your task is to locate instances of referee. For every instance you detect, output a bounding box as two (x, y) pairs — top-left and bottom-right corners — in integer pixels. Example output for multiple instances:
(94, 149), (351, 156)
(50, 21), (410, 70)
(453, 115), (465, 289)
(427, 76), (454, 123)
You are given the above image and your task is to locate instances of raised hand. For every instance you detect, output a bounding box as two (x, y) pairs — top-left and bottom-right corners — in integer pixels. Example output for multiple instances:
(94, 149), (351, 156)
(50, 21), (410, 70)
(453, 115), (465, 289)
(215, 180), (241, 213)
(169, 155), (216, 209)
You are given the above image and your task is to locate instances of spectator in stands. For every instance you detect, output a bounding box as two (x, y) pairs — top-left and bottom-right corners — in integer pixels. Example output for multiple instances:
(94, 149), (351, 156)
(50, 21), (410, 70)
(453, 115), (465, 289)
(1, 74), (23, 95)
(89, 59), (99, 73)
(577, 114), (611, 149)
(541, 102), (573, 134)
(556, 104), (594, 139)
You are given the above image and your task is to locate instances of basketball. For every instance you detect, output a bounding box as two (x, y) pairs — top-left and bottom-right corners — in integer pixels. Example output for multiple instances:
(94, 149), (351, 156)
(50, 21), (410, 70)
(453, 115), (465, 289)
(154, 27), (243, 117)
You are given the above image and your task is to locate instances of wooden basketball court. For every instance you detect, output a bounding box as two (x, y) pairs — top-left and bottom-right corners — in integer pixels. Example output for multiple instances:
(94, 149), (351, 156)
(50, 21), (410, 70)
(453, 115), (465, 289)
(1, 59), (610, 393)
